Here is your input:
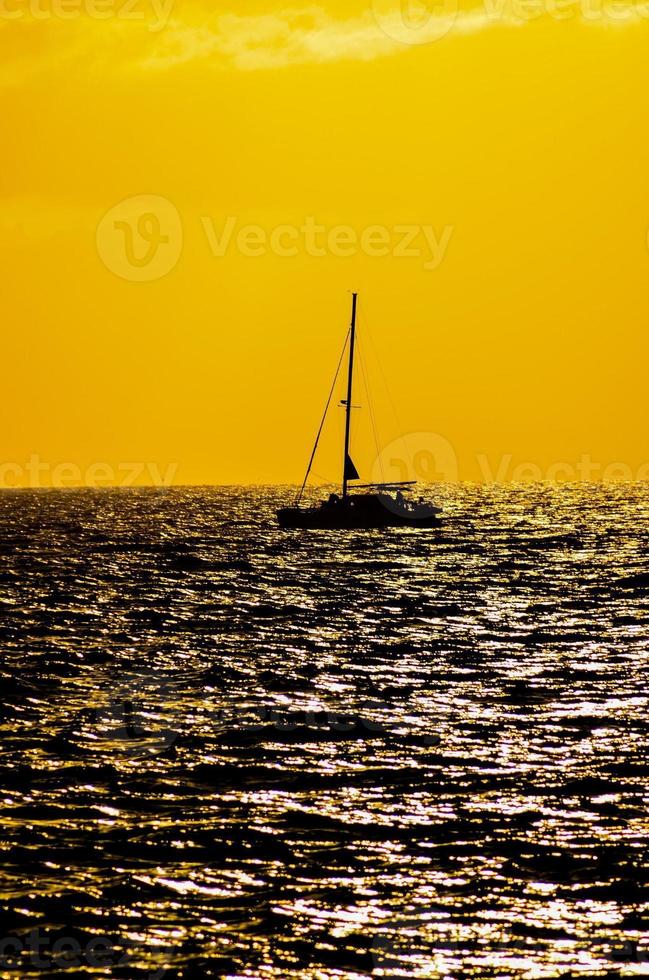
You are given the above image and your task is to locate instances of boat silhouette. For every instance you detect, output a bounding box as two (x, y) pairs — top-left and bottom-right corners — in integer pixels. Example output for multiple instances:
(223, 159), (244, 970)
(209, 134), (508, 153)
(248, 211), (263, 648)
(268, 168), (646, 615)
(277, 293), (442, 530)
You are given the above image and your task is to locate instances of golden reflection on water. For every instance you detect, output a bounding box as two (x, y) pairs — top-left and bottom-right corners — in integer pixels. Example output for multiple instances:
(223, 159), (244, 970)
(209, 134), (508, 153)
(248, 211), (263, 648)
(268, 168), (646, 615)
(1, 485), (649, 976)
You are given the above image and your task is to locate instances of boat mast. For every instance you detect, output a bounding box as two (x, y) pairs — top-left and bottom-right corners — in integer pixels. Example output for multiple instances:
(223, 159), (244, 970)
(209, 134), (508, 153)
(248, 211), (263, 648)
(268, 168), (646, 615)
(342, 292), (358, 499)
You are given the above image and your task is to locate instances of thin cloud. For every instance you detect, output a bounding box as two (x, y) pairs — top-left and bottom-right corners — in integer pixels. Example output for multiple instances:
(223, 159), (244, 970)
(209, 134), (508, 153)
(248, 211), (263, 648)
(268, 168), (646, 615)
(1, 2), (647, 86)
(140, 7), (502, 73)
(140, 2), (649, 72)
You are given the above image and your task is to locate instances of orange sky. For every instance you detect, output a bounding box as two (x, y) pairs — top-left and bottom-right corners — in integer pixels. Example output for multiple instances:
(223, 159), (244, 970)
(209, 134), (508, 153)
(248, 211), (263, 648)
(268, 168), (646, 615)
(2, 2), (649, 485)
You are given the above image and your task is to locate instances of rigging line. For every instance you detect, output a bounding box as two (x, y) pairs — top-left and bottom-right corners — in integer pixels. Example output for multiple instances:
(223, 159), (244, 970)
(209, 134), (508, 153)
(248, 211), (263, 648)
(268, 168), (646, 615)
(358, 336), (383, 483)
(295, 328), (350, 507)
(357, 331), (385, 485)
(358, 302), (415, 472)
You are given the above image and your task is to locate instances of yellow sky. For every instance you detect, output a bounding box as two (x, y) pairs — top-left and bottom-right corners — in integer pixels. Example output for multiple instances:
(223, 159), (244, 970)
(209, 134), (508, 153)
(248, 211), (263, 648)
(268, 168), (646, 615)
(2, 1), (649, 485)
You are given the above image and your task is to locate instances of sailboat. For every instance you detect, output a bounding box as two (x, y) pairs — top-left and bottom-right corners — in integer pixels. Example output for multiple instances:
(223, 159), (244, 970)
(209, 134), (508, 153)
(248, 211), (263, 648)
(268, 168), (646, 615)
(277, 293), (443, 529)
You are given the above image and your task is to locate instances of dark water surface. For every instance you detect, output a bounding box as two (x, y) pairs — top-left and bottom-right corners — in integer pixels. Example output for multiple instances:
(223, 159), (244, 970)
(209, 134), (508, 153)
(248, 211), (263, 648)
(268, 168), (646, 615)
(1, 485), (648, 978)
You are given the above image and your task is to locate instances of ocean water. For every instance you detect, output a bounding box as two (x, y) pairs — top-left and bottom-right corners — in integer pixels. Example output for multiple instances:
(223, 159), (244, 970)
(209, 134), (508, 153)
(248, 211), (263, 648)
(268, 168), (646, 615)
(1, 484), (649, 979)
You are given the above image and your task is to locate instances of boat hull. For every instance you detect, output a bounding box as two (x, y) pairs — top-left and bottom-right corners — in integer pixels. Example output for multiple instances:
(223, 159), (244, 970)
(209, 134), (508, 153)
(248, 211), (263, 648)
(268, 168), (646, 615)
(277, 496), (442, 530)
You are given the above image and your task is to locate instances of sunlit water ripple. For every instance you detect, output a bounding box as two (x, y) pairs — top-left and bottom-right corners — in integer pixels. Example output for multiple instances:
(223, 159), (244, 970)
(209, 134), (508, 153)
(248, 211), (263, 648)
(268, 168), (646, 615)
(1, 485), (648, 978)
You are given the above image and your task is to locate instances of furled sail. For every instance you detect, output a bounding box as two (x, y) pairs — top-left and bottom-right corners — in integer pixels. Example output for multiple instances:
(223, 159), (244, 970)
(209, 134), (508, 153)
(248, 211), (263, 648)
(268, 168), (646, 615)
(345, 454), (360, 480)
